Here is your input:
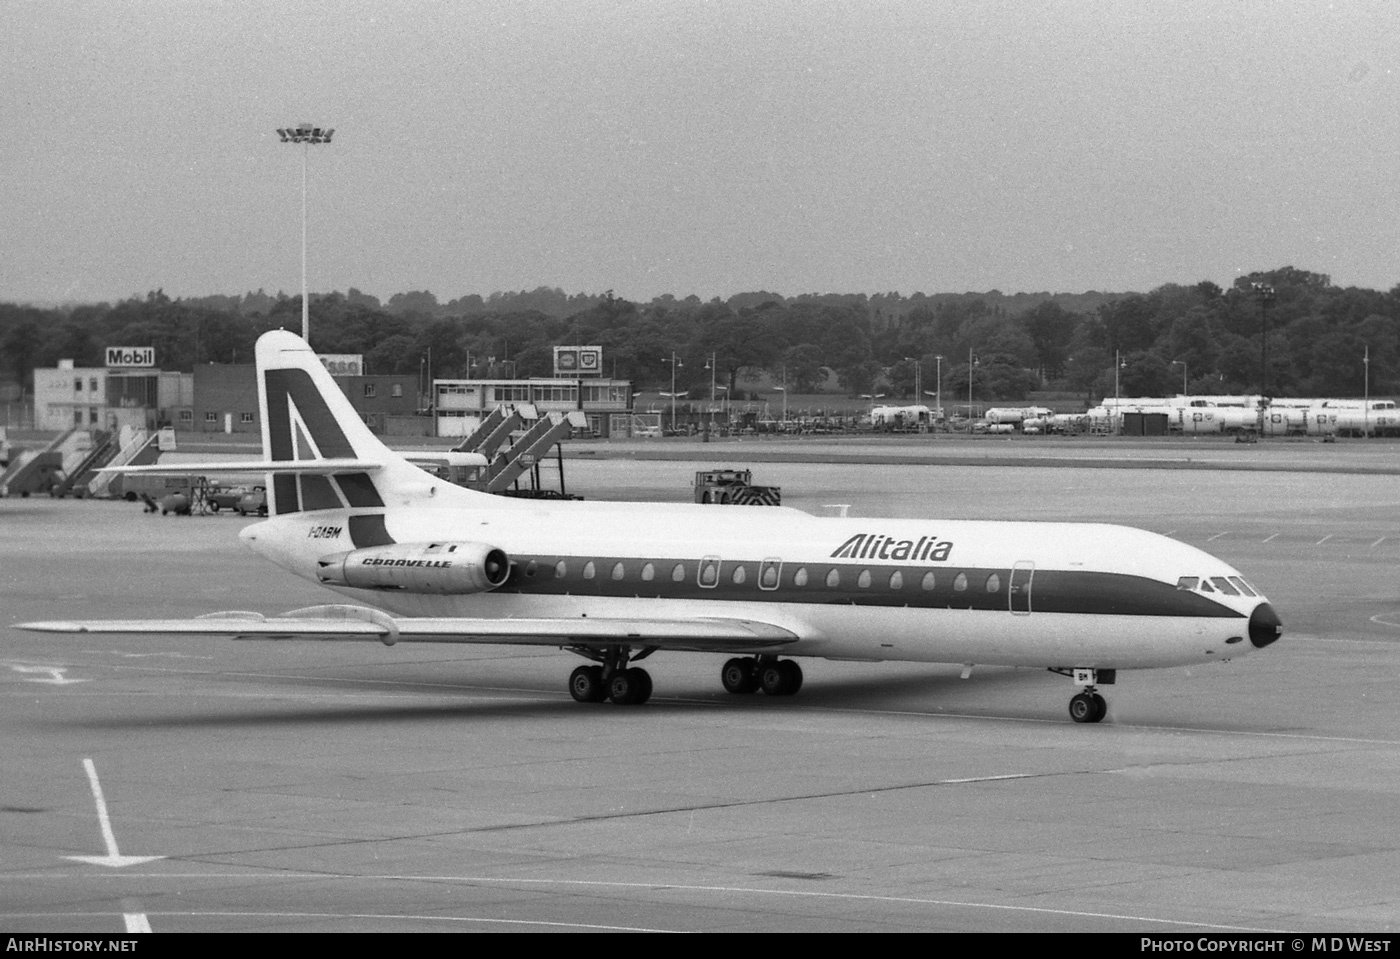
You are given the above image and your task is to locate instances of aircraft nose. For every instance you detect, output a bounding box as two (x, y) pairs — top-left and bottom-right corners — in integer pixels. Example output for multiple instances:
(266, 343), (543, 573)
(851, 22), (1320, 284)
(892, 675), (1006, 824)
(1249, 602), (1282, 648)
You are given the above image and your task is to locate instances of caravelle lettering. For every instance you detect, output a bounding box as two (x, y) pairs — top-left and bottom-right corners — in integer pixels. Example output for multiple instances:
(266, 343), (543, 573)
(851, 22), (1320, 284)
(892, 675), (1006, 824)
(358, 558), (454, 568)
(831, 533), (953, 562)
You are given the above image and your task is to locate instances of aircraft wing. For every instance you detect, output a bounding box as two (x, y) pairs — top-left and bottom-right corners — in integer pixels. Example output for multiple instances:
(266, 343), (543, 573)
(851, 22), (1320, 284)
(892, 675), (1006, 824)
(15, 605), (800, 653)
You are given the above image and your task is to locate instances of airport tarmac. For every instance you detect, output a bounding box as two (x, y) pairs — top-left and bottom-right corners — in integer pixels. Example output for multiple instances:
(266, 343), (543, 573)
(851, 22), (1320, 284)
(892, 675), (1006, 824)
(2, 444), (1399, 932)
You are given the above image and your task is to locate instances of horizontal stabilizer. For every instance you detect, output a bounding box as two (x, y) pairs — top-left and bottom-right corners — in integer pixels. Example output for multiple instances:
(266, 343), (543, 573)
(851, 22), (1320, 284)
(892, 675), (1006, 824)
(98, 458), (384, 476)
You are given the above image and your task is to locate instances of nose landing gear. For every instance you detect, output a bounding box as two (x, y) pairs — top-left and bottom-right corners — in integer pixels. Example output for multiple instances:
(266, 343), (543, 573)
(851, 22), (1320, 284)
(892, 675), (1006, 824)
(1053, 667), (1115, 723)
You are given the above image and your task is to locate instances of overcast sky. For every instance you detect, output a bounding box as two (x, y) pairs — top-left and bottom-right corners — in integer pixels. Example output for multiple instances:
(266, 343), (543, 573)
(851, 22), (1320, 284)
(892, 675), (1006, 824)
(3, 0), (1397, 306)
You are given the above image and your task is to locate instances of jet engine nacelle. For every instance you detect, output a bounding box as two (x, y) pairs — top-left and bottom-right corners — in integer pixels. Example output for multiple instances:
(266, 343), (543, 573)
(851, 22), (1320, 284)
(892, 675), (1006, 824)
(317, 542), (510, 594)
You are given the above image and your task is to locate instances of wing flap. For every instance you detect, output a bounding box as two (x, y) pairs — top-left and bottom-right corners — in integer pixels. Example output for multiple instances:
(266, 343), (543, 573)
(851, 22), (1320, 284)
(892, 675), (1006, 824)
(16, 605), (800, 652)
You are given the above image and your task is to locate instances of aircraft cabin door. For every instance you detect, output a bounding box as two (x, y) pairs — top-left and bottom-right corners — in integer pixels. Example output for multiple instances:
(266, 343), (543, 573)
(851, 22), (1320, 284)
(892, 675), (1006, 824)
(1009, 561), (1033, 615)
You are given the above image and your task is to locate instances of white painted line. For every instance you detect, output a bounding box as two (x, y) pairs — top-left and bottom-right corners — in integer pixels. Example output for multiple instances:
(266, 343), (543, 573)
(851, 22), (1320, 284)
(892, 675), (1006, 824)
(1261, 533), (1278, 543)
(1371, 537), (1386, 548)
(64, 758), (164, 869)
(9, 665), (88, 685)
(123, 912), (152, 933)
(1206, 531), (1230, 542)
(1316, 534), (1333, 545)
(1163, 530), (1177, 537)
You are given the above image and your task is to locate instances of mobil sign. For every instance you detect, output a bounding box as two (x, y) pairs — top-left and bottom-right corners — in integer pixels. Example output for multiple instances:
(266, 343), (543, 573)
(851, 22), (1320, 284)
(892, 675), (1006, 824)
(105, 346), (155, 367)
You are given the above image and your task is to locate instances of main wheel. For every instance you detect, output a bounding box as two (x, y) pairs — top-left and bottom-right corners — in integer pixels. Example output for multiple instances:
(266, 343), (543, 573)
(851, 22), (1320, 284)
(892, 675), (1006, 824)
(759, 660), (803, 696)
(721, 657), (759, 694)
(1069, 692), (1105, 723)
(778, 659), (803, 696)
(569, 665), (607, 703)
(608, 667), (652, 705)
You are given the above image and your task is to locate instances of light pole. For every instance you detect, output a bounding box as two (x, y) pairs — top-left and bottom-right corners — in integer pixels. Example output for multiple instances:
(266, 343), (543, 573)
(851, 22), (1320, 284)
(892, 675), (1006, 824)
(703, 352), (717, 432)
(276, 123), (334, 342)
(663, 352), (682, 434)
(967, 349), (979, 432)
(1251, 282), (1275, 398)
(904, 357), (922, 402)
(1171, 359), (1187, 396)
(1364, 345), (1371, 437)
(934, 354), (943, 429)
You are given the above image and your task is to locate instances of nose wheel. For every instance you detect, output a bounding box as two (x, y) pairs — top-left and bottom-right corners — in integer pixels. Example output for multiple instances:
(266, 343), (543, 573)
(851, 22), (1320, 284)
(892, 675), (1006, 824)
(1069, 690), (1107, 723)
(1055, 667), (1114, 723)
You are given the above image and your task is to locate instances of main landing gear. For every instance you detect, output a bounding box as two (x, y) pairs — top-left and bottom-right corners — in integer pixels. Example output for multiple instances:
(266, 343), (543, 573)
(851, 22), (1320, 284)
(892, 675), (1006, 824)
(721, 656), (803, 697)
(568, 645), (655, 705)
(1054, 667), (1116, 723)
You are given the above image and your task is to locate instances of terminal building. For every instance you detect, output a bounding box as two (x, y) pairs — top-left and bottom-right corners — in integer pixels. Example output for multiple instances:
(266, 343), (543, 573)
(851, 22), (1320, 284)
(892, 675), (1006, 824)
(33, 359), (192, 432)
(33, 344), (637, 439)
(432, 345), (635, 438)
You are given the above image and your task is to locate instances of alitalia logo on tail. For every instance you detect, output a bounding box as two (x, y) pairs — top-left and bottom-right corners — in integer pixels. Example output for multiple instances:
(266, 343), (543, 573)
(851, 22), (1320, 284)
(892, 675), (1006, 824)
(831, 533), (954, 562)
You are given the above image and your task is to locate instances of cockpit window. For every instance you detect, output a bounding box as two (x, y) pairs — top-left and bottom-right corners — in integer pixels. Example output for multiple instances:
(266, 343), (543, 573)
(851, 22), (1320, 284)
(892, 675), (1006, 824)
(1198, 578), (1214, 592)
(1210, 577), (1240, 596)
(1227, 576), (1257, 597)
(1176, 576), (1199, 591)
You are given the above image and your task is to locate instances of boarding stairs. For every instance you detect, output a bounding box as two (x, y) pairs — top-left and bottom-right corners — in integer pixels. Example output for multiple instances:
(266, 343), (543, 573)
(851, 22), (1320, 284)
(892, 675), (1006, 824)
(486, 411), (585, 493)
(87, 427), (167, 499)
(0, 428), (79, 497)
(50, 429), (117, 497)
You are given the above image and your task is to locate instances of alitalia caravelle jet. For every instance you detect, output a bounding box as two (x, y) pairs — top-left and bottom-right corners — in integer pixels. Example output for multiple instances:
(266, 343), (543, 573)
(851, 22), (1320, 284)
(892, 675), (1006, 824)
(19, 330), (1282, 722)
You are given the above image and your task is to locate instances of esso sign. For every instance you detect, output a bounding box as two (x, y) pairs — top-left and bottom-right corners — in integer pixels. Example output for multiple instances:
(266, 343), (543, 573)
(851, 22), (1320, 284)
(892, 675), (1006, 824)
(105, 346), (155, 367)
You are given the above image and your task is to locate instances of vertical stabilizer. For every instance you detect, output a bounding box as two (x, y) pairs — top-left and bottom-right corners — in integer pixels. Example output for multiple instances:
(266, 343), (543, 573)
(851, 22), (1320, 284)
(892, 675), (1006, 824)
(255, 329), (448, 516)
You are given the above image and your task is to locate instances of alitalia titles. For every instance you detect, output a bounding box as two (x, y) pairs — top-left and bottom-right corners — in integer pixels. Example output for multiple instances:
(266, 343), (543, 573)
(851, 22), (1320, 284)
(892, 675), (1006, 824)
(831, 533), (953, 563)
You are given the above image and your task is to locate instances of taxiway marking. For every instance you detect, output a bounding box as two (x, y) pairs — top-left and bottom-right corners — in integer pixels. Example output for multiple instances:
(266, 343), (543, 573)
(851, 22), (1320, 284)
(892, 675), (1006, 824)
(9, 665), (87, 685)
(64, 758), (164, 870)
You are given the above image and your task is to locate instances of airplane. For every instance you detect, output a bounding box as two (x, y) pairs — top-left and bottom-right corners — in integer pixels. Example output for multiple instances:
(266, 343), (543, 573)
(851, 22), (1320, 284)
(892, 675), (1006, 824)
(16, 330), (1283, 723)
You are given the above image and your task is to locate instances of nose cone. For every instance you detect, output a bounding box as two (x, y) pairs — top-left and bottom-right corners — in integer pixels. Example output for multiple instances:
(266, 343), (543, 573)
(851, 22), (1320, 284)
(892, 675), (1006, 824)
(1249, 602), (1282, 648)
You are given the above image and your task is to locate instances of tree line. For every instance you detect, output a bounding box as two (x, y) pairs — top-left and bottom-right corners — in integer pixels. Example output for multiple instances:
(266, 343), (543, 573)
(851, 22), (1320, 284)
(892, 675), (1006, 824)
(2, 266), (1397, 403)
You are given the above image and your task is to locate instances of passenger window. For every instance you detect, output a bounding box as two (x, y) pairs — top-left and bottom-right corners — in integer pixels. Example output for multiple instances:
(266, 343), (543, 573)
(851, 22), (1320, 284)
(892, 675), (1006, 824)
(1227, 576), (1257, 597)
(699, 558), (720, 587)
(672, 563), (686, 582)
(732, 565), (747, 585)
(953, 572), (968, 592)
(612, 562), (625, 580)
(760, 560), (780, 589)
(793, 567), (809, 587)
(582, 561), (595, 580)
(889, 570), (903, 590)
(921, 571), (936, 591)
(825, 568), (841, 588)
(1210, 577), (1239, 596)
(857, 570), (872, 588)
(641, 563), (655, 582)
(985, 573), (1001, 593)
(1176, 576), (1199, 591)
(555, 560), (567, 579)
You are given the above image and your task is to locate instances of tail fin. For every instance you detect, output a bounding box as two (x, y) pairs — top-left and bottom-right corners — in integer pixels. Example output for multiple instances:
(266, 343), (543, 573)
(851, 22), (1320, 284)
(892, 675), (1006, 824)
(256, 329), (441, 519)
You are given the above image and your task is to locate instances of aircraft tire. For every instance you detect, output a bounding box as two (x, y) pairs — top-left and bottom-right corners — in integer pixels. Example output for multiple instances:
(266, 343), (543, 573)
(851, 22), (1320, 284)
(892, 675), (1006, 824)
(721, 657), (759, 694)
(1069, 692), (1106, 724)
(780, 660), (803, 696)
(569, 665), (607, 703)
(608, 667), (652, 705)
(759, 660), (802, 696)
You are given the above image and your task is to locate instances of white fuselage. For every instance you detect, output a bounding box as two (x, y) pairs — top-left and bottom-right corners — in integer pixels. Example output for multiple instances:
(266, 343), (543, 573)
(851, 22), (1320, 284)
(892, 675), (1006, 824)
(241, 496), (1271, 672)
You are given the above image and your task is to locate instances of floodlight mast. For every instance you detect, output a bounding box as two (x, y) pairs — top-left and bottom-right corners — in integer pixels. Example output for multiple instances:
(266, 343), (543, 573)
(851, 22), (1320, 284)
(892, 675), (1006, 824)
(276, 124), (335, 341)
